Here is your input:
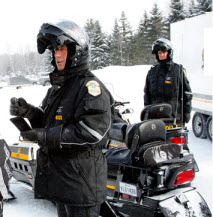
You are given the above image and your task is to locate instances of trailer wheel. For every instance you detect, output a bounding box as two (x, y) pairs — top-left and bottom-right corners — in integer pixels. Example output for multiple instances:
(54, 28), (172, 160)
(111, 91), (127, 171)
(206, 116), (212, 141)
(192, 112), (207, 138)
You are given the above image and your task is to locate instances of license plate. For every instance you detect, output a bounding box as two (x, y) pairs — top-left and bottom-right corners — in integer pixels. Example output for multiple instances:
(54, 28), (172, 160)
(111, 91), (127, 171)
(119, 182), (137, 197)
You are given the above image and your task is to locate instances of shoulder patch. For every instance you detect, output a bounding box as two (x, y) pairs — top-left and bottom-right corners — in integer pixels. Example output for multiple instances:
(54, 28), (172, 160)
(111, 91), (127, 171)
(86, 80), (101, 96)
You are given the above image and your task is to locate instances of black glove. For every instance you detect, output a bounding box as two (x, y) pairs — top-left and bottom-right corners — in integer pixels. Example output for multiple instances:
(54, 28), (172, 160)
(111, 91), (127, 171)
(21, 128), (46, 146)
(10, 97), (36, 120)
(21, 125), (62, 149)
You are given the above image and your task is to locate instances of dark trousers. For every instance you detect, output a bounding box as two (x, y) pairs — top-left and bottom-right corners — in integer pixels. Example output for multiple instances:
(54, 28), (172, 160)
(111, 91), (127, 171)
(0, 196), (3, 217)
(56, 203), (100, 217)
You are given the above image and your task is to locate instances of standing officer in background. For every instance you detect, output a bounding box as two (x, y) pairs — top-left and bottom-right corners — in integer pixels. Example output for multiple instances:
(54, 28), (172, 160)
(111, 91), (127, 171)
(10, 20), (114, 217)
(144, 38), (192, 126)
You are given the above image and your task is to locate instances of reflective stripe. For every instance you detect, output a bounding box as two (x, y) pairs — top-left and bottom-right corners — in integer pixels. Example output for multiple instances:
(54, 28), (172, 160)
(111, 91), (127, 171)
(107, 185), (115, 190)
(79, 121), (103, 141)
(185, 91), (192, 95)
(11, 152), (29, 160)
(61, 101), (113, 146)
(61, 117), (112, 146)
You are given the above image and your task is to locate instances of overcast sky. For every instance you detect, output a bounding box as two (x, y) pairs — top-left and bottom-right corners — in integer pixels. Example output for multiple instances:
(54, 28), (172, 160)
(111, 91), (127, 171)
(0, 0), (171, 54)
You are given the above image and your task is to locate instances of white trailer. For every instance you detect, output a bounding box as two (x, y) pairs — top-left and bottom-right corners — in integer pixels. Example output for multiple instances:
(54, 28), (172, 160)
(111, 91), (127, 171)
(171, 12), (212, 141)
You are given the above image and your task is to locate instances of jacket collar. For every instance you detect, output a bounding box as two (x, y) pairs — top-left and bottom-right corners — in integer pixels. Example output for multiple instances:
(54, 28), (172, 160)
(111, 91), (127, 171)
(49, 64), (89, 86)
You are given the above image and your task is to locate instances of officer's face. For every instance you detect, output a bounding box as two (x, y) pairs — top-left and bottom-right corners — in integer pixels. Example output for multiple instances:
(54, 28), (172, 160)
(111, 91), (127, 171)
(54, 45), (68, 71)
(158, 50), (168, 60)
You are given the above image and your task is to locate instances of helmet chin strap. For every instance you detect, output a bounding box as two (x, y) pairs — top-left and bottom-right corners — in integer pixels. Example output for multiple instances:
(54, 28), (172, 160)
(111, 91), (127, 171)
(70, 51), (82, 67)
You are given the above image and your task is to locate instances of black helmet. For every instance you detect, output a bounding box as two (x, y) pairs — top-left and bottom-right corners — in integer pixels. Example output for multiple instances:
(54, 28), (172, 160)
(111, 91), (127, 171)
(152, 38), (173, 61)
(37, 20), (90, 68)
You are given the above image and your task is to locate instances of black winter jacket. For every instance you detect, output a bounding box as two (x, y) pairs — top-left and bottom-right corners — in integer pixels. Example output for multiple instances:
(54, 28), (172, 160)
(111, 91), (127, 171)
(144, 62), (192, 124)
(29, 69), (114, 206)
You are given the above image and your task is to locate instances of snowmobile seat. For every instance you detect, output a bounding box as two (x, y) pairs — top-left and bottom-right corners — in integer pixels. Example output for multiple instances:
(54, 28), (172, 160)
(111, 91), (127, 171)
(105, 147), (130, 178)
(140, 103), (172, 121)
(125, 119), (166, 149)
(105, 147), (130, 165)
(105, 119), (166, 167)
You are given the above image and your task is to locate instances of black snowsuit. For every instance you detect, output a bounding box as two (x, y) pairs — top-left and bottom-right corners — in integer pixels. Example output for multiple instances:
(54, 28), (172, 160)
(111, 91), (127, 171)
(144, 62), (192, 124)
(29, 69), (114, 206)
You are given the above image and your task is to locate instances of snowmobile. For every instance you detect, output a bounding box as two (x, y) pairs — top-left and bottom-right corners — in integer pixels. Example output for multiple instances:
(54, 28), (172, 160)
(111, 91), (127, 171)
(8, 102), (212, 217)
(101, 102), (212, 216)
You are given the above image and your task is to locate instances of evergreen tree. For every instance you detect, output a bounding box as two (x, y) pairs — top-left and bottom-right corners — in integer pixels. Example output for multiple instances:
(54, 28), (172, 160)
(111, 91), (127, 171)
(84, 19), (96, 69)
(84, 19), (96, 39)
(0, 54), (10, 76)
(147, 3), (167, 64)
(110, 19), (122, 65)
(127, 33), (138, 66)
(85, 20), (110, 70)
(6, 56), (14, 76)
(119, 11), (133, 66)
(197, 0), (212, 12)
(24, 52), (36, 75)
(168, 0), (185, 23)
(136, 10), (151, 64)
(40, 49), (54, 72)
(187, 0), (201, 17)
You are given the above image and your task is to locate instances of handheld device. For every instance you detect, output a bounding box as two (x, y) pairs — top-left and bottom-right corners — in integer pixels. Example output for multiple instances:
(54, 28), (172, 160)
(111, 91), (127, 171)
(10, 117), (32, 132)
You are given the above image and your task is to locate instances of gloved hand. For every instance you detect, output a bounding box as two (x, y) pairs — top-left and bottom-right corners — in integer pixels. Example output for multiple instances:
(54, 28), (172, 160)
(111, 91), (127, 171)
(10, 97), (35, 119)
(21, 129), (47, 146)
(21, 125), (63, 149)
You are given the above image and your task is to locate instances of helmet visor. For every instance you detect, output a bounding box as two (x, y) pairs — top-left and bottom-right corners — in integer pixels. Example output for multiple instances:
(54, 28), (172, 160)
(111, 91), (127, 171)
(37, 20), (90, 55)
(153, 44), (168, 53)
(37, 23), (76, 54)
(152, 38), (173, 54)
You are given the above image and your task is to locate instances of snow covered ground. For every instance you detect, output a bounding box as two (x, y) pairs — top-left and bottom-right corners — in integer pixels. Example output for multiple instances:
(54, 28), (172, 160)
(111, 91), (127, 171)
(0, 65), (212, 216)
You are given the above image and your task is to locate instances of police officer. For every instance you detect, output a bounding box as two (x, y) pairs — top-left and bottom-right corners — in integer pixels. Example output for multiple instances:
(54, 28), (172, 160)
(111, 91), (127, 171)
(144, 38), (192, 126)
(10, 20), (114, 217)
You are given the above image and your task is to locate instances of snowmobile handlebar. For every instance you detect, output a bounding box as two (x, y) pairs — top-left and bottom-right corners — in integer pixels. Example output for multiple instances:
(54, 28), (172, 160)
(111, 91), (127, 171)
(114, 101), (130, 107)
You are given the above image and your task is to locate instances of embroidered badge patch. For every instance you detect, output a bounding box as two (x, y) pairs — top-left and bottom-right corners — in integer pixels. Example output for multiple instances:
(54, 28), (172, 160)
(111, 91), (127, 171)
(55, 115), (63, 120)
(165, 77), (172, 84)
(86, 80), (101, 96)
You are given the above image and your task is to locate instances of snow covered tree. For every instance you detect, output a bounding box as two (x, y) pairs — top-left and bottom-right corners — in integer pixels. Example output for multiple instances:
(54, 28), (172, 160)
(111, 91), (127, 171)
(110, 19), (122, 65)
(0, 54), (10, 76)
(39, 49), (54, 72)
(119, 11), (133, 66)
(168, 0), (185, 23)
(84, 19), (96, 69)
(84, 19), (96, 39)
(186, 0), (201, 17)
(136, 10), (151, 64)
(85, 19), (110, 70)
(6, 56), (14, 76)
(197, 0), (212, 12)
(147, 3), (168, 64)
